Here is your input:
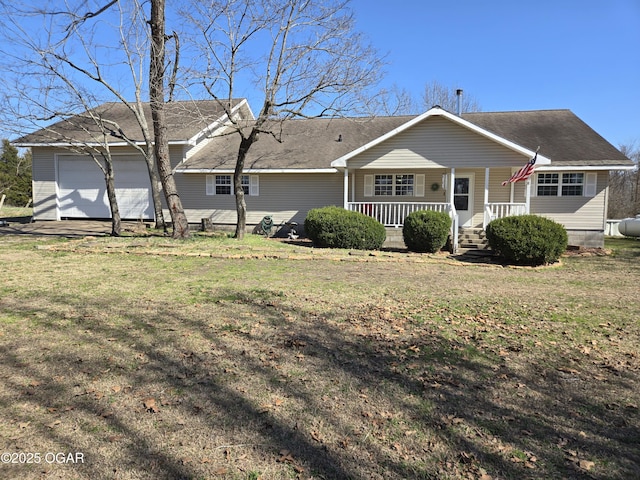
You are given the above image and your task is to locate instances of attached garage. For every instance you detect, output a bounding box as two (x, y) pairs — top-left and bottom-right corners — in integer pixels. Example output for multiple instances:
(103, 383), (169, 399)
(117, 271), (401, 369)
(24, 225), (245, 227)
(57, 155), (153, 220)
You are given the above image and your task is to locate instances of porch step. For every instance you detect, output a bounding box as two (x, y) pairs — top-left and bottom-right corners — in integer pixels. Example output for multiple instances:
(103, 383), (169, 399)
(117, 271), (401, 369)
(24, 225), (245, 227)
(458, 228), (490, 250)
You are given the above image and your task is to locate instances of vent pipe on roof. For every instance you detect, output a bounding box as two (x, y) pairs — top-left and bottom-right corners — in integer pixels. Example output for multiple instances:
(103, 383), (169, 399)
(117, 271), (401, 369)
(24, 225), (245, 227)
(456, 89), (463, 116)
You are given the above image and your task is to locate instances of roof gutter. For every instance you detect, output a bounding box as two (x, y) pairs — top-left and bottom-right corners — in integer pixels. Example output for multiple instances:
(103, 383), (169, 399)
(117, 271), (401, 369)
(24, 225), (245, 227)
(535, 164), (637, 172)
(176, 168), (338, 174)
(14, 140), (191, 148)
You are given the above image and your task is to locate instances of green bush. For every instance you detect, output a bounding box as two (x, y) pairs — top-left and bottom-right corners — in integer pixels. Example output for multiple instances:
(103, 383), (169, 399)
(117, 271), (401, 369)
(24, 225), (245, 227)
(402, 210), (452, 253)
(304, 206), (386, 250)
(485, 215), (568, 266)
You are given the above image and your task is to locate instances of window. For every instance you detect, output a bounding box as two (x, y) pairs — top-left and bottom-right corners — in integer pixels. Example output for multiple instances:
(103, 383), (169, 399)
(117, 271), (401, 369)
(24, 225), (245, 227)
(374, 175), (393, 196)
(536, 172), (585, 197)
(395, 174), (414, 196)
(206, 174), (259, 196)
(561, 173), (584, 196)
(365, 174), (424, 197)
(240, 175), (250, 195)
(537, 173), (558, 196)
(215, 175), (232, 195)
(374, 174), (414, 196)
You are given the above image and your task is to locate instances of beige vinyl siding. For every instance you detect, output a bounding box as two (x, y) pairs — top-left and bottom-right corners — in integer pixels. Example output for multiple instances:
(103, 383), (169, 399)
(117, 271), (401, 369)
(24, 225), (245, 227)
(31, 147), (58, 220)
(348, 117), (527, 169)
(177, 172), (343, 225)
(530, 171), (608, 230)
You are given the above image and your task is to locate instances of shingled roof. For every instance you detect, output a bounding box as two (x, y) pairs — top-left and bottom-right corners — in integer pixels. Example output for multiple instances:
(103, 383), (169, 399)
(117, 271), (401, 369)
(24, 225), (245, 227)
(15, 99), (245, 146)
(462, 110), (631, 166)
(181, 116), (412, 171)
(181, 108), (632, 171)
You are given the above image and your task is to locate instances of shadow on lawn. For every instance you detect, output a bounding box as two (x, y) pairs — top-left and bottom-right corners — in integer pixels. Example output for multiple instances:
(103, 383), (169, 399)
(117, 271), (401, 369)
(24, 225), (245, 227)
(1, 286), (639, 479)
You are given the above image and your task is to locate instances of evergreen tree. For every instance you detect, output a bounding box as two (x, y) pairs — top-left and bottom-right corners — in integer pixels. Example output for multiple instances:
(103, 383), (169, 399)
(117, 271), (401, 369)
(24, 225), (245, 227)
(0, 140), (32, 206)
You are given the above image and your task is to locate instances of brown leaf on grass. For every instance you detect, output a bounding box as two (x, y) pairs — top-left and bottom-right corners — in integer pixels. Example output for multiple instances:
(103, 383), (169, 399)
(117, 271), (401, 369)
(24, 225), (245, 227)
(212, 467), (228, 475)
(557, 366), (579, 375)
(143, 398), (158, 413)
(47, 420), (61, 428)
(19, 422), (30, 429)
(579, 459), (595, 471)
(277, 450), (295, 463)
(111, 385), (122, 393)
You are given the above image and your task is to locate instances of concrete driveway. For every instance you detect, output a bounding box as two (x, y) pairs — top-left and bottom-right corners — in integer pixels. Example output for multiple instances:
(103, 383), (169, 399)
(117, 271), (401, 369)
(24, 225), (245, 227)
(0, 219), (143, 237)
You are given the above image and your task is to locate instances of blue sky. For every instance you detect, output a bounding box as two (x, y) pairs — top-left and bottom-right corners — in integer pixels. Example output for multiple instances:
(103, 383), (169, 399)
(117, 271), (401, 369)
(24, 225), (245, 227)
(349, 0), (640, 148)
(2, 0), (638, 151)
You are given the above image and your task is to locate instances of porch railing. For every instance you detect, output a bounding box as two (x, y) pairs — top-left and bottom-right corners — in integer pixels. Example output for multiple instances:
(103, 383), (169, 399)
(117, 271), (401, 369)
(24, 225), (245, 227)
(484, 202), (527, 229)
(348, 201), (460, 252)
(348, 202), (451, 228)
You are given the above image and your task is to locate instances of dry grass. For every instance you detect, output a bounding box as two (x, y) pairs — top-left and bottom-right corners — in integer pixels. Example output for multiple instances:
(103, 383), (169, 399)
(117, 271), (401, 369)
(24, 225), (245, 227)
(0, 234), (639, 480)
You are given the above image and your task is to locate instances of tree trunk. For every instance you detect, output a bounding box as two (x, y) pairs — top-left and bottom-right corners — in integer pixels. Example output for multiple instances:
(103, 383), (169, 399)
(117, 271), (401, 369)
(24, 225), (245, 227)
(149, 0), (190, 238)
(233, 134), (256, 239)
(103, 156), (121, 236)
(144, 149), (167, 232)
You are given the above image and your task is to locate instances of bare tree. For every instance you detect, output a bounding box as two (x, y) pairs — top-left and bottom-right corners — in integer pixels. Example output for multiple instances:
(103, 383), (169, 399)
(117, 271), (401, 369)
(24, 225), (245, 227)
(149, 0), (190, 238)
(183, 0), (383, 239)
(608, 142), (640, 218)
(372, 84), (419, 116)
(421, 81), (481, 113)
(370, 81), (481, 117)
(0, 0), (170, 231)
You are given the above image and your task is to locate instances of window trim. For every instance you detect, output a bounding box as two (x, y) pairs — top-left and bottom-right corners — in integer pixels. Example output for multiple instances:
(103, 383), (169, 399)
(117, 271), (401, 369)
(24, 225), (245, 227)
(364, 173), (424, 197)
(534, 171), (595, 198)
(206, 174), (259, 196)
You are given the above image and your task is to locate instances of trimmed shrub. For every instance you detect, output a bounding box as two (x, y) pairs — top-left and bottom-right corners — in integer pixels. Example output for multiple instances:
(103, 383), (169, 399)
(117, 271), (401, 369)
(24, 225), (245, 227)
(304, 206), (386, 250)
(485, 214), (568, 266)
(402, 210), (452, 253)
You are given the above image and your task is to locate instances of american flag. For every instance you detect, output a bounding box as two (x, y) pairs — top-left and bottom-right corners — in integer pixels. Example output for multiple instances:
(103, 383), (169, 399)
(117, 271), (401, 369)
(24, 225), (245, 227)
(502, 150), (538, 186)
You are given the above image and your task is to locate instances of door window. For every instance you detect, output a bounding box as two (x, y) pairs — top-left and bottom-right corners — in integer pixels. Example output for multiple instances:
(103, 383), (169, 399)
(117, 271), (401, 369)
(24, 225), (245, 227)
(454, 178), (470, 211)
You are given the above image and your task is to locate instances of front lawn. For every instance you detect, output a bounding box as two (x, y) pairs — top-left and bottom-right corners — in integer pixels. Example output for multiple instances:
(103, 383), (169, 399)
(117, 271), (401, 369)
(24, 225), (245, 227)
(0, 235), (638, 479)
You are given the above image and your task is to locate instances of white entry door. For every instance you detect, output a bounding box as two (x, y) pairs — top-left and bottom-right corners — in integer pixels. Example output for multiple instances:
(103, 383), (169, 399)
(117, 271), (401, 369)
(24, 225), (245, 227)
(453, 174), (474, 227)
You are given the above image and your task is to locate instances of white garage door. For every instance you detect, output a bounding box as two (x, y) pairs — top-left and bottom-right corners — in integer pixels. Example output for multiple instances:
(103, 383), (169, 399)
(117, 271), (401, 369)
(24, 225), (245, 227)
(58, 155), (154, 220)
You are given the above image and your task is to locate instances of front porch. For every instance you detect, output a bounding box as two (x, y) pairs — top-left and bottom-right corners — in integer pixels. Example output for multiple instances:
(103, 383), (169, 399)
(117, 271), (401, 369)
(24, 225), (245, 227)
(340, 164), (536, 252)
(348, 200), (528, 251)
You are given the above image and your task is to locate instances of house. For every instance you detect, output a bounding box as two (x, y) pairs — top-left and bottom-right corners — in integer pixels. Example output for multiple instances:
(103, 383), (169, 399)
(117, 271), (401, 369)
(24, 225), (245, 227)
(15, 99), (634, 249)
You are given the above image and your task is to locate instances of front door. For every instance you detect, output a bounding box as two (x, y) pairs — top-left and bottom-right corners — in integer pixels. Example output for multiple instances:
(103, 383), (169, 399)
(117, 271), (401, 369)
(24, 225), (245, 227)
(454, 174), (474, 227)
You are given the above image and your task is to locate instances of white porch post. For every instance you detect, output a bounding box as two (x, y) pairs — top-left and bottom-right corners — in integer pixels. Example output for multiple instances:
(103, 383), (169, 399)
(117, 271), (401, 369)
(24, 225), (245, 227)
(525, 178), (531, 214)
(350, 170), (355, 203)
(484, 168), (490, 205)
(449, 168), (455, 205)
(343, 168), (349, 210)
(484, 168), (490, 229)
(449, 168), (458, 252)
